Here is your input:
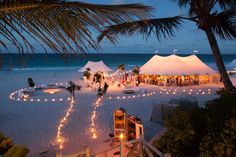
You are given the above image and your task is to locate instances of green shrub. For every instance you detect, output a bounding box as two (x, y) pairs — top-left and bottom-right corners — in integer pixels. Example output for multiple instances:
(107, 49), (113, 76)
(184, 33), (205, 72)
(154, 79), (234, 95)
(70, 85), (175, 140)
(0, 132), (29, 157)
(153, 88), (236, 157)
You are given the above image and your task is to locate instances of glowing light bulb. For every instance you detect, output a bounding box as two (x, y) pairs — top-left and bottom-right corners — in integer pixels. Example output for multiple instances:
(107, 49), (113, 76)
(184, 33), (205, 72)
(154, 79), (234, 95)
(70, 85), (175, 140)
(91, 128), (95, 133)
(92, 133), (97, 139)
(119, 133), (124, 140)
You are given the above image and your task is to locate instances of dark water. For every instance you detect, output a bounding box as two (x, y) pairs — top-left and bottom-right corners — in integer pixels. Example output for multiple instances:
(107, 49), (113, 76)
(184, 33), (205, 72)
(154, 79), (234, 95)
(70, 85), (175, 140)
(1, 53), (236, 71)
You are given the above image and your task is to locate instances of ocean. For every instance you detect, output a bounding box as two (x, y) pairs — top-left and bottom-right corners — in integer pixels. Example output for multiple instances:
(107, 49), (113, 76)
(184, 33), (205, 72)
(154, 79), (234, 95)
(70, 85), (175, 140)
(1, 53), (236, 71)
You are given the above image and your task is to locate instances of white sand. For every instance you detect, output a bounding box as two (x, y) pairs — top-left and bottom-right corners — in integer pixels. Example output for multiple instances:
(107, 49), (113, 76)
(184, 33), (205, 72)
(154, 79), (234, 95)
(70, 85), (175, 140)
(0, 70), (235, 157)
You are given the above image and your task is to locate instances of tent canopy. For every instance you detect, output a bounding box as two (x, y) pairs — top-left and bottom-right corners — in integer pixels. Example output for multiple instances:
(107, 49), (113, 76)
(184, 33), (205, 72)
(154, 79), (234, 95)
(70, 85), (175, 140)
(227, 59), (236, 70)
(79, 61), (113, 73)
(140, 54), (216, 75)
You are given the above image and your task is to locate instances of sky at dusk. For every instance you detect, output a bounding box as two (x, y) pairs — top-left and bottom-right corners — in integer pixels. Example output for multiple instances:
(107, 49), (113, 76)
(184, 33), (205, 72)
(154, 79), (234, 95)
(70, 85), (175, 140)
(4, 0), (236, 54)
(81, 0), (235, 54)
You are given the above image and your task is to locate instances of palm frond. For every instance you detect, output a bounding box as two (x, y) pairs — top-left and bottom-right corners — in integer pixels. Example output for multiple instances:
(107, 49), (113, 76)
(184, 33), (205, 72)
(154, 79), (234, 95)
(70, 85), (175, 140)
(212, 8), (236, 39)
(217, 0), (236, 10)
(170, 0), (191, 8)
(0, 0), (151, 55)
(98, 16), (182, 43)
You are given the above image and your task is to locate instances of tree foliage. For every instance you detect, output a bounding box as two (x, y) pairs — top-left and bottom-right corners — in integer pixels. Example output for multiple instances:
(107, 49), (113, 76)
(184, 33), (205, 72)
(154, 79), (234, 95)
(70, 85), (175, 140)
(0, 132), (29, 157)
(153, 88), (236, 157)
(0, 0), (151, 54)
(83, 67), (92, 80)
(117, 64), (125, 71)
(132, 66), (140, 75)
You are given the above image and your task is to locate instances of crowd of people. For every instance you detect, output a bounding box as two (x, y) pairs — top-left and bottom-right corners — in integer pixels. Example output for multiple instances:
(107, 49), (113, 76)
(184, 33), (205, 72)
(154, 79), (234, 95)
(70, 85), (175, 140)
(140, 75), (202, 86)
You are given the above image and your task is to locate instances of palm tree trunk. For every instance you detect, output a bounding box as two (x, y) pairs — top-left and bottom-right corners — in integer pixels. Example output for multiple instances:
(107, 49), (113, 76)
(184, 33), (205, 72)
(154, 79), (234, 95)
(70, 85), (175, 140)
(205, 29), (234, 90)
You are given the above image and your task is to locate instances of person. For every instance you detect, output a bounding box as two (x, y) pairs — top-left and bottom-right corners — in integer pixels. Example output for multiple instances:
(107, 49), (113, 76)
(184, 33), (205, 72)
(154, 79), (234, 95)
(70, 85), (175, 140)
(176, 77), (179, 86)
(166, 78), (169, 86)
(27, 77), (35, 87)
(179, 78), (182, 87)
(97, 87), (103, 98)
(67, 81), (76, 99)
(103, 82), (109, 94)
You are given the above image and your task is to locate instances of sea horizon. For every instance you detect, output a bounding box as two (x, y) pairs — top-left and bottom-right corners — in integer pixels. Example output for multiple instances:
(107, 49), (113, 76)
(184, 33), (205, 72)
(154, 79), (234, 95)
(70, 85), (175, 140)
(1, 53), (236, 71)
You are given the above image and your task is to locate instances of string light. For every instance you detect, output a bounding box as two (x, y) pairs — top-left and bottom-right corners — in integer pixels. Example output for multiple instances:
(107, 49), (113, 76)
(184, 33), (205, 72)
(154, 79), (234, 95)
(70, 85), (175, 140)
(90, 97), (103, 139)
(9, 83), (70, 103)
(56, 97), (75, 150)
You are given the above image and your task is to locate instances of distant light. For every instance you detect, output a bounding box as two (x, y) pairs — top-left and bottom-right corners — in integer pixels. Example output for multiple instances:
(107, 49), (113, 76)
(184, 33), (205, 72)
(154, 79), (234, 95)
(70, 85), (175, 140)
(92, 133), (97, 139)
(119, 133), (124, 140)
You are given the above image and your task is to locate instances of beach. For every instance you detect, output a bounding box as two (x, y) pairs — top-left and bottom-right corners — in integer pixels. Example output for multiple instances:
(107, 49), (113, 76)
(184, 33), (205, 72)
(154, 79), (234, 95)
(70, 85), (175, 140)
(1, 69), (235, 157)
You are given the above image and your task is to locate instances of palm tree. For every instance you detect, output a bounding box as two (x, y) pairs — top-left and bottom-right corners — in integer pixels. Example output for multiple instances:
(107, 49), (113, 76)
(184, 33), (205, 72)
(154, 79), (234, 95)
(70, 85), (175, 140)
(117, 64), (125, 71)
(0, 0), (151, 56)
(98, 0), (236, 90)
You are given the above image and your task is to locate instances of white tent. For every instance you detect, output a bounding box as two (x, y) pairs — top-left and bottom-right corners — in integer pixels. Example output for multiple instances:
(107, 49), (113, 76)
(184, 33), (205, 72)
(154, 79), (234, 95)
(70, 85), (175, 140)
(140, 54), (216, 75)
(79, 61), (113, 73)
(227, 59), (236, 70)
(179, 54), (216, 74)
